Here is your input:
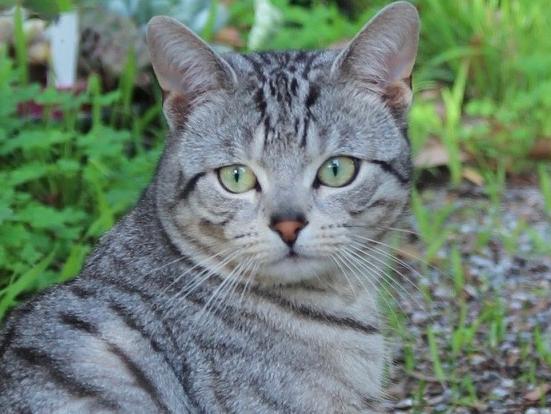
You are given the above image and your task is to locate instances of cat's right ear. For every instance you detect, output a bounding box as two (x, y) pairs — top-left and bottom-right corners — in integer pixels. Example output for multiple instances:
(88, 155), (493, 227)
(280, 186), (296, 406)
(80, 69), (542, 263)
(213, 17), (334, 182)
(147, 16), (237, 129)
(331, 1), (419, 116)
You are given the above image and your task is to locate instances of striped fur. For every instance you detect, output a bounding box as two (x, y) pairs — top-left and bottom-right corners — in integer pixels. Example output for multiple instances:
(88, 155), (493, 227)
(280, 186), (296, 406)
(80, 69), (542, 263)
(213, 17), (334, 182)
(0, 2), (419, 413)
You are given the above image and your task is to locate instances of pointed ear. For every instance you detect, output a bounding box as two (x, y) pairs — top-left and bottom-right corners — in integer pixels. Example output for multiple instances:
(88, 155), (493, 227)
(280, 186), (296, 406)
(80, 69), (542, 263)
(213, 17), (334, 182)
(331, 1), (419, 114)
(146, 16), (237, 129)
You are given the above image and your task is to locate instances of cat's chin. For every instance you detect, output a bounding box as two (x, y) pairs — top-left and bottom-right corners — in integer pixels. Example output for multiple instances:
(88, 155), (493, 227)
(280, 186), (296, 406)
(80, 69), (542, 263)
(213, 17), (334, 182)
(256, 254), (333, 285)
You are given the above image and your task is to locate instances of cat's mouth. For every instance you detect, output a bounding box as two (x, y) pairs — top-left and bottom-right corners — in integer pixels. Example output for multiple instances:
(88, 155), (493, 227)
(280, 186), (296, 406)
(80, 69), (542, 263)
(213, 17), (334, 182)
(280, 248), (319, 262)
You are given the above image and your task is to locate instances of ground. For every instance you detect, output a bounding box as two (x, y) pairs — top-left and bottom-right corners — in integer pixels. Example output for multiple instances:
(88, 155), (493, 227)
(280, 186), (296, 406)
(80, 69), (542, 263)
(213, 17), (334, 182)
(383, 179), (551, 413)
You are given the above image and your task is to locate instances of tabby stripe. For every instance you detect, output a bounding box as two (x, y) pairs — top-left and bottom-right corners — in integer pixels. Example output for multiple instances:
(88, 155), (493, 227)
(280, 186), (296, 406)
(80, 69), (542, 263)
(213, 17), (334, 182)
(258, 52), (273, 65)
(300, 116), (310, 148)
(277, 73), (292, 104)
(204, 355), (235, 412)
(305, 83), (320, 109)
(180, 353), (205, 413)
(108, 302), (185, 383)
(290, 77), (299, 96)
(180, 172), (206, 200)
(60, 314), (175, 412)
(69, 284), (93, 299)
(302, 52), (319, 79)
(370, 160), (409, 184)
(59, 313), (99, 335)
(253, 87), (267, 119)
(64, 282), (193, 409)
(95, 277), (181, 352)
(263, 116), (271, 142)
(108, 306), (198, 413)
(252, 288), (379, 335)
(0, 302), (34, 359)
(0, 326), (16, 360)
(106, 342), (170, 413)
(199, 216), (231, 226)
(242, 54), (266, 82)
(294, 50), (309, 63)
(13, 346), (118, 409)
(268, 79), (276, 97)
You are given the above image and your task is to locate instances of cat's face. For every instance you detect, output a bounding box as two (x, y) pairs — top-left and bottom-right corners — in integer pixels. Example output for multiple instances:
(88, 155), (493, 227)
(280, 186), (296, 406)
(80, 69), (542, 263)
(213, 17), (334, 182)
(148, 2), (419, 285)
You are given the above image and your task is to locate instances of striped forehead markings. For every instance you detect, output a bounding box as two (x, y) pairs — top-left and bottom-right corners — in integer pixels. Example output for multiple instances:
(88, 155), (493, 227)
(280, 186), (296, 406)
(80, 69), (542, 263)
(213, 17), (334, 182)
(241, 52), (324, 148)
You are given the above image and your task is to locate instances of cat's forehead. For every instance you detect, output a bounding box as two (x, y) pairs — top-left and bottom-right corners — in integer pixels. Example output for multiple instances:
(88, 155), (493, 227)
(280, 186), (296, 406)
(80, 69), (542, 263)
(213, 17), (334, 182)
(225, 51), (338, 160)
(227, 50), (336, 83)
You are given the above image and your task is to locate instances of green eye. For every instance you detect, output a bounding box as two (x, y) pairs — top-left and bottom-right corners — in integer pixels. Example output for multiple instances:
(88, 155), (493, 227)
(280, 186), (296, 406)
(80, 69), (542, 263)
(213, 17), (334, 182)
(317, 156), (358, 187)
(218, 164), (257, 193)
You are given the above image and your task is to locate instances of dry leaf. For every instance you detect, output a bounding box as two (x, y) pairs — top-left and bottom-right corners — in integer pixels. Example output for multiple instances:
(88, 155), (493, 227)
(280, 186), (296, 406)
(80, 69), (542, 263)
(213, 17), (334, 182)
(214, 27), (243, 47)
(529, 138), (551, 160)
(524, 384), (551, 402)
(462, 167), (484, 186)
(414, 139), (469, 169)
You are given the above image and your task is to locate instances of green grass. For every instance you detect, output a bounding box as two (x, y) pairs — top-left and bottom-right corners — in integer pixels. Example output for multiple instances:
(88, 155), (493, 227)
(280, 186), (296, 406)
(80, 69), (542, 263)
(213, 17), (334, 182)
(0, 43), (164, 319)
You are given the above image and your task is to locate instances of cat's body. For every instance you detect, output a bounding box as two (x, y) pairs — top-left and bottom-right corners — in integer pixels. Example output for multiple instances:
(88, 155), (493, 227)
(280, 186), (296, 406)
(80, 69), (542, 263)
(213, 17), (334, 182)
(1, 189), (384, 413)
(0, 3), (419, 413)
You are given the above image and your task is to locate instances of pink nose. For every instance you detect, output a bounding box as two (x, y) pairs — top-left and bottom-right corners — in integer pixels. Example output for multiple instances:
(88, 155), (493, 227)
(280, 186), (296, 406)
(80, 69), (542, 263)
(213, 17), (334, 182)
(272, 220), (305, 245)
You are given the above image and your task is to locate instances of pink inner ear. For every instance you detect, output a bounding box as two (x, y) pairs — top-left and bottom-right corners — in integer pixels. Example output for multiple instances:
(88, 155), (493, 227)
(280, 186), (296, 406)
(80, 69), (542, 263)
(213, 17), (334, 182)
(386, 42), (417, 83)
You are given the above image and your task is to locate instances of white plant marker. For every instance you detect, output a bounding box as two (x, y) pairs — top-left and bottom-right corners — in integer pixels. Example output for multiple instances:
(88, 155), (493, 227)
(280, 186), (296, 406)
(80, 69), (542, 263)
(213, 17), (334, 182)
(248, 0), (282, 50)
(48, 11), (79, 89)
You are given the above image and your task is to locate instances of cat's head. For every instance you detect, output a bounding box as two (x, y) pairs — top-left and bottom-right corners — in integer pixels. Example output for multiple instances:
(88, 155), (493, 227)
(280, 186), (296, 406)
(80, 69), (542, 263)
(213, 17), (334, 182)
(147, 1), (419, 285)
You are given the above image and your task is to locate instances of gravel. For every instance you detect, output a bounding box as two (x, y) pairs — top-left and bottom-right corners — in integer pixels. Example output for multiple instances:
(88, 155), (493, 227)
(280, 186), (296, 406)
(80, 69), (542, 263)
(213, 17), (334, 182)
(384, 181), (551, 413)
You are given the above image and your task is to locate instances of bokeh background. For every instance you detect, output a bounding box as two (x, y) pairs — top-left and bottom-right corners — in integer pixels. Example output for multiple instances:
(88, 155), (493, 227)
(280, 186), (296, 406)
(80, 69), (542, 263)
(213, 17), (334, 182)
(0, 1), (550, 411)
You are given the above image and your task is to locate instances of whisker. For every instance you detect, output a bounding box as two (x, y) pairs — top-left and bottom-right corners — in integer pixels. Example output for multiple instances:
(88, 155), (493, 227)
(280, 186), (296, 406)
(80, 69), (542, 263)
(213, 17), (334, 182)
(339, 248), (408, 317)
(335, 249), (403, 326)
(376, 225), (419, 236)
(213, 255), (256, 315)
(239, 258), (259, 307)
(329, 253), (359, 296)
(191, 256), (249, 328)
(345, 242), (427, 313)
(157, 247), (235, 298)
(159, 250), (242, 325)
(346, 231), (447, 277)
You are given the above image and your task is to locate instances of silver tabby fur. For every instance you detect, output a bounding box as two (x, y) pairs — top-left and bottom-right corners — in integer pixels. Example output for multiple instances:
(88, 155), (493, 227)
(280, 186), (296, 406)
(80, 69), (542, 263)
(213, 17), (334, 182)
(0, 2), (419, 413)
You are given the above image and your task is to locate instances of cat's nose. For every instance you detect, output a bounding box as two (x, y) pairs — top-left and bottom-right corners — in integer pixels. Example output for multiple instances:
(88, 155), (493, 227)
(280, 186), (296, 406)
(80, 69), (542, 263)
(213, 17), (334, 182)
(270, 216), (307, 246)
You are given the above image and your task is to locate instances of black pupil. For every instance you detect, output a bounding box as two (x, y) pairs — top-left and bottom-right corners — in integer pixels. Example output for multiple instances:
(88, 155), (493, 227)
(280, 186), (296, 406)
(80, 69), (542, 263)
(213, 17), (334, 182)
(331, 159), (340, 177)
(233, 168), (240, 183)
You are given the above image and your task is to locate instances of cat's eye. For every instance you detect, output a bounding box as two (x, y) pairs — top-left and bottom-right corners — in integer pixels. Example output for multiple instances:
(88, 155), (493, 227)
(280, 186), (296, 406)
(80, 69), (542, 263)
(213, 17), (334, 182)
(218, 165), (257, 193)
(316, 156), (358, 188)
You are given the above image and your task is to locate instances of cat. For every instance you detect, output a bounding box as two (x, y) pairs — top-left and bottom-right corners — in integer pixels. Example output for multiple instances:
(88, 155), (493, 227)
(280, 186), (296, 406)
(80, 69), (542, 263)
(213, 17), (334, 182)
(0, 1), (419, 412)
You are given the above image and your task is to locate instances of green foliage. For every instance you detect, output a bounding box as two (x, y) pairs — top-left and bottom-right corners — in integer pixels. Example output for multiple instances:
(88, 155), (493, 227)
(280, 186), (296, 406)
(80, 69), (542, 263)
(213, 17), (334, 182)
(427, 325), (446, 383)
(0, 46), (163, 315)
(538, 164), (551, 216)
(413, 0), (551, 167)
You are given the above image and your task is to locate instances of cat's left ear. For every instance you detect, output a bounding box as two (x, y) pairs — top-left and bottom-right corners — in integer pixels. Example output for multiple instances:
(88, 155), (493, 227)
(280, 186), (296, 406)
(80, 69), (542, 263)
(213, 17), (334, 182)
(331, 1), (419, 113)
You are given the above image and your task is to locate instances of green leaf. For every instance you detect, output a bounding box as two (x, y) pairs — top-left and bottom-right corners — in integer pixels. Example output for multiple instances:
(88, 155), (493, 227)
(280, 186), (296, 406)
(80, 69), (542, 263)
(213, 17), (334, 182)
(17, 204), (85, 230)
(0, 247), (57, 319)
(0, 130), (74, 154)
(58, 244), (89, 283)
(0, 202), (14, 225)
(6, 162), (50, 186)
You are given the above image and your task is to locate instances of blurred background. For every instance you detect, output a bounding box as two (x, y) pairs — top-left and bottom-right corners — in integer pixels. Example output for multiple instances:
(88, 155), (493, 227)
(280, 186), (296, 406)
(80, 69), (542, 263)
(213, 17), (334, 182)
(0, 0), (550, 412)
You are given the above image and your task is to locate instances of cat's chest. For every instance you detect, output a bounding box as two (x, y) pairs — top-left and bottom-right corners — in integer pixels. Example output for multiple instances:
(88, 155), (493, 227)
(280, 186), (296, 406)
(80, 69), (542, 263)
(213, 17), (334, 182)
(243, 287), (386, 411)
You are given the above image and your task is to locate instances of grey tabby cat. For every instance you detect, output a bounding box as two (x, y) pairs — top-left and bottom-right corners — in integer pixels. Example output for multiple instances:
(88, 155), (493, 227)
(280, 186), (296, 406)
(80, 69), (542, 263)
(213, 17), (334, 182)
(0, 2), (419, 412)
